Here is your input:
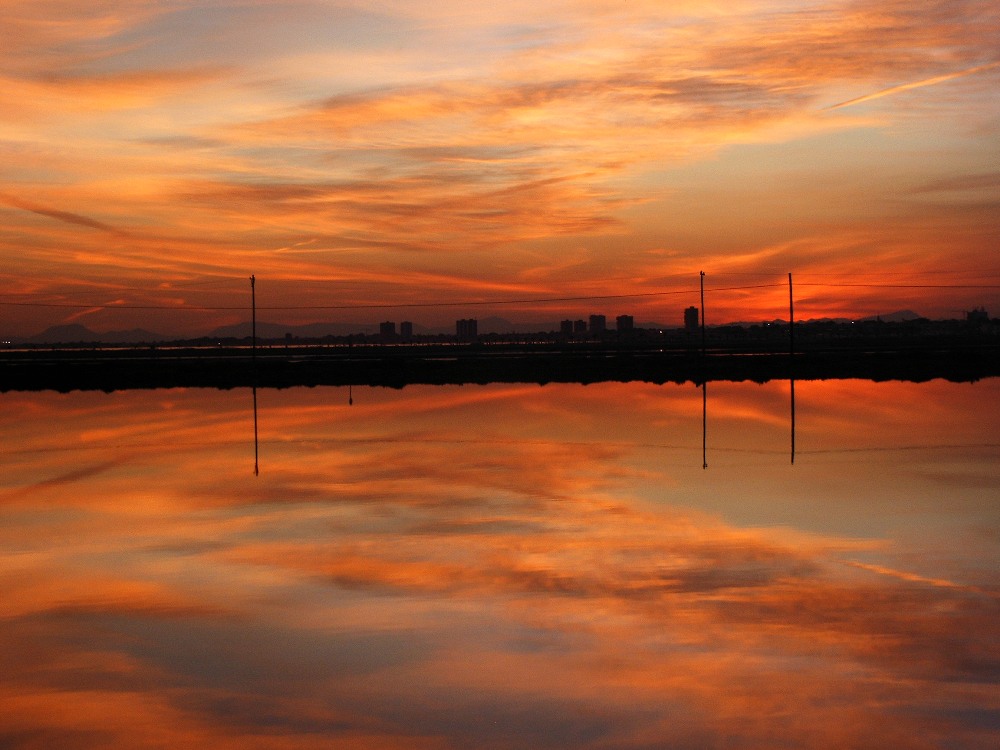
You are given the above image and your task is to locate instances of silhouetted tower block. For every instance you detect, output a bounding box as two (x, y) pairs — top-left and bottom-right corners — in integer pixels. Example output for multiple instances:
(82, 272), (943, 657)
(400, 321), (413, 339)
(560, 320), (574, 336)
(589, 314), (606, 334)
(456, 318), (478, 340)
(684, 306), (699, 333)
(573, 319), (587, 334)
(616, 314), (634, 331)
(379, 321), (396, 338)
(967, 307), (989, 325)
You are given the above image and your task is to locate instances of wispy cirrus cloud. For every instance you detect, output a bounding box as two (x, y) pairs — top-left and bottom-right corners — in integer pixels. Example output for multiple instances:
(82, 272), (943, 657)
(0, 193), (126, 234)
(0, 66), (230, 119)
(825, 61), (1000, 110)
(0, 0), (998, 334)
(909, 171), (1000, 194)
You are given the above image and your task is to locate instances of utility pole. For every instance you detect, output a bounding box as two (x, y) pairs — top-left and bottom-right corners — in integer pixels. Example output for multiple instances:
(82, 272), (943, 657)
(250, 274), (258, 476)
(250, 274), (256, 360)
(788, 272), (795, 465)
(699, 270), (706, 356)
(788, 272), (794, 357)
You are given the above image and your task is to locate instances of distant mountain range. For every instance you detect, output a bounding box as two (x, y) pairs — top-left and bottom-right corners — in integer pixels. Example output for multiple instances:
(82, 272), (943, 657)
(726, 310), (924, 327)
(860, 310), (923, 323)
(16, 324), (171, 345)
(11, 310), (927, 344)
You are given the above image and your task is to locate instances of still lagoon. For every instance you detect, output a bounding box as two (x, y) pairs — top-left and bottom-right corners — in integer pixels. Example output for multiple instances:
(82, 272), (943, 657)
(1, 378), (998, 748)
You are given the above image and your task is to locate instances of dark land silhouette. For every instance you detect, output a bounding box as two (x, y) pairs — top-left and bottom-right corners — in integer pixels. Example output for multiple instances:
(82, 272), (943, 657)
(2, 317), (998, 392)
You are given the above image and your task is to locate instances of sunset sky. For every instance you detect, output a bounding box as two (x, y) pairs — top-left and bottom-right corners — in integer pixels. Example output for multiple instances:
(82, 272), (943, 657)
(1, 0), (999, 336)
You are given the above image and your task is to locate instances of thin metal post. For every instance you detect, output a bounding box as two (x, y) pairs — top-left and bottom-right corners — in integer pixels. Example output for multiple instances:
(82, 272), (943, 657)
(699, 271), (706, 356)
(250, 274), (258, 476)
(788, 272), (795, 465)
(788, 272), (794, 357)
(250, 274), (256, 360)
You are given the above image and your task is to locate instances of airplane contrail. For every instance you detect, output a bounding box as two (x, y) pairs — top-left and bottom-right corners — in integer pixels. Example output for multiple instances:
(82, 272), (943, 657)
(0, 192), (125, 234)
(825, 61), (1000, 110)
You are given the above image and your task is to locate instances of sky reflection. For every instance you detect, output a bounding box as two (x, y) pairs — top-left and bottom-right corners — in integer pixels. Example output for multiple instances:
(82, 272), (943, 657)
(1, 380), (998, 748)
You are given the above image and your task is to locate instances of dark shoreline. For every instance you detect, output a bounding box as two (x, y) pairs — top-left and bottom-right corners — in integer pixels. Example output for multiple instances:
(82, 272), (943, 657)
(2, 341), (999, 392)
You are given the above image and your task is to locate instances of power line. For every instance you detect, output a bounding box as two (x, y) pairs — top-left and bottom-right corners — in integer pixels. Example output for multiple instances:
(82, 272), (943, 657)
(261, 284), (784, 310)
(0, 281), (995, 313)
(797, 283), (1000, 289)
(0, 279), (245, 297)
(0, 284), (785, 311)
(0, 300), (237, 310)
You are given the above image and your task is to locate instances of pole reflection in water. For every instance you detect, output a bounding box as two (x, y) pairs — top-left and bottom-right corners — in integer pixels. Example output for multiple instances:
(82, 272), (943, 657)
(702, 380), (708, 469)
(700, 378), (793, 469)
(790, 376), (796, 465)
(1, 379), (997, 750)
(252, 384), (259, 476)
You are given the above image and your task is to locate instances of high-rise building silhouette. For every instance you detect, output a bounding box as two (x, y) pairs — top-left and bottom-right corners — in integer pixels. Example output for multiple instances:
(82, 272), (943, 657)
(589, 314), (606, 334)
(400, 321), (413, 339)
(967, 307), (989, 324)
(456, 318), (478, 340)
(380, 321), (396, 337)
(684, 306), (699, 332)
(616, 314), (634, 331)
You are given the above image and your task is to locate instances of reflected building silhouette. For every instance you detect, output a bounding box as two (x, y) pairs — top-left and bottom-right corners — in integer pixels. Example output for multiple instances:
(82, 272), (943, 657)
(249, 374), (797, 475)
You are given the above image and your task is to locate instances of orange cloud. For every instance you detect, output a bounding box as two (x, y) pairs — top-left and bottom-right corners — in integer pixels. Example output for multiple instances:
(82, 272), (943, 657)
(0, 192), (126, 234)
(0, 0), (997, 333)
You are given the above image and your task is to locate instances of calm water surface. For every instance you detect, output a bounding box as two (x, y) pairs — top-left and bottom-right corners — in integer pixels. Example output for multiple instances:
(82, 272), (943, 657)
(1, 379), (998, 749)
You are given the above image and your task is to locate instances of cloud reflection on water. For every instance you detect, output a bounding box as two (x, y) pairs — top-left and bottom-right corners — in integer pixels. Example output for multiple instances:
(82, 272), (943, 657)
(1, 380), (998, 748)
